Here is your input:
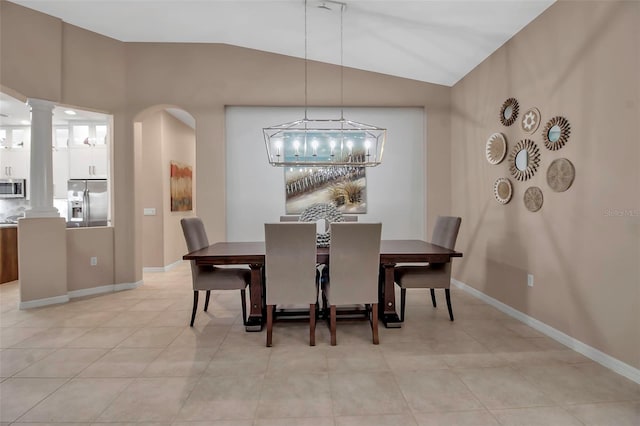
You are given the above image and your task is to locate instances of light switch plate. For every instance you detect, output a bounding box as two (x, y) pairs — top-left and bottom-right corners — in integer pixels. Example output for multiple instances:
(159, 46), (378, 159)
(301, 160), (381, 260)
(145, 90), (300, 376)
(143, 208), (156, 216)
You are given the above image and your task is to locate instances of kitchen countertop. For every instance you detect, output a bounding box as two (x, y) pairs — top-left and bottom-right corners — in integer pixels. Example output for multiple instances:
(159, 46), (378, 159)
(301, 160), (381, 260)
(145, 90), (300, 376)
(0, 223), (18, 228)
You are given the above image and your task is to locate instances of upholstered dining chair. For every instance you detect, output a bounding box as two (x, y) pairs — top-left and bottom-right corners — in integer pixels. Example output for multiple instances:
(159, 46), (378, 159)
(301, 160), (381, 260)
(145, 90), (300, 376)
(181, 217), (250, 327)
(394, 216), (462, 322)
(324, 222), (382, 345)
(264, 222), (318, 347)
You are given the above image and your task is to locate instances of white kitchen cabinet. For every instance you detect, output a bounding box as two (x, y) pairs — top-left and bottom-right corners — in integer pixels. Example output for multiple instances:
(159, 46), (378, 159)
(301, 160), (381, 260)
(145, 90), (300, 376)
(0, 148), (30, 179)
(52, 148), (69, 198)
(68, 145), (108, 179)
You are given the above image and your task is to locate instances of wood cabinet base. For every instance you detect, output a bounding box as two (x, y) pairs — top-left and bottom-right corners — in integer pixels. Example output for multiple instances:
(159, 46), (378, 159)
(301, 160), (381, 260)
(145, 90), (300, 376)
(0, 227), (18, 284)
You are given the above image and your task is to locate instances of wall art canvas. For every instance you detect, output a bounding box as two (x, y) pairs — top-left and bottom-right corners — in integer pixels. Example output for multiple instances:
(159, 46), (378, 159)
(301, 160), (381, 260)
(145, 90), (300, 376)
(170, 161), (193, 211)
(285, 166), (367, 214)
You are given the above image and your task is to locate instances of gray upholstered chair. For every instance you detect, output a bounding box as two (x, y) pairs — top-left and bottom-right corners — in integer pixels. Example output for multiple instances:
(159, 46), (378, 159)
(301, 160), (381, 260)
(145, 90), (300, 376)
(264, 222), (318, 347)
(394, 216), (461, 321)
(180, 217), (250, 327)
(324, 222), (382, 345)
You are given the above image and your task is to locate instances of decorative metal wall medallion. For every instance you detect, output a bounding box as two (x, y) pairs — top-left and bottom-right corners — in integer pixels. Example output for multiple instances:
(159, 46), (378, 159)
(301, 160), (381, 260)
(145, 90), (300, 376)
(493, 178), (513, 204)
(524, 186), (544, 212)
(521, 107), (541, 134)
(542, 116), (571, 150)
(486, 133), (507, 165)
(547, 158), (575, 192)
(500, 98), (519, 126)
(508, 139), (541, 181)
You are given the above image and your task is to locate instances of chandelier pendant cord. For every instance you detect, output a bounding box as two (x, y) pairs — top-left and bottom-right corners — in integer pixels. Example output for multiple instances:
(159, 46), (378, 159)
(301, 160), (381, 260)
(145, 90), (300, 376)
(340, 2), (344, 122)
(304, 0), (308, 121)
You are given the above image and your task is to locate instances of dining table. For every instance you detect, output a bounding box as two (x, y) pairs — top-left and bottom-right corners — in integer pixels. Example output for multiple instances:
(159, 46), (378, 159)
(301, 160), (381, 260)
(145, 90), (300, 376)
(183, 239), (462, 331)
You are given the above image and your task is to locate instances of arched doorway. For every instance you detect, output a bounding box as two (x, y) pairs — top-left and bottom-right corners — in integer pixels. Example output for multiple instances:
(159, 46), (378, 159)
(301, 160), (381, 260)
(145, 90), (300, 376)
(133, 105), (196, 271)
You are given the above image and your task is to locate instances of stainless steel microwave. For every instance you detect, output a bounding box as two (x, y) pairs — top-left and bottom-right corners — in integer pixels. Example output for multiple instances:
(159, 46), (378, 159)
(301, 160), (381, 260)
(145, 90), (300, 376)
(0, 179), (26, 198)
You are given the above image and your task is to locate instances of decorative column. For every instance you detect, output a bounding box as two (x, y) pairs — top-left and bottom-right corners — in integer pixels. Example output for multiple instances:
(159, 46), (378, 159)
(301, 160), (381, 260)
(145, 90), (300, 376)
(25, 98), (59, 218)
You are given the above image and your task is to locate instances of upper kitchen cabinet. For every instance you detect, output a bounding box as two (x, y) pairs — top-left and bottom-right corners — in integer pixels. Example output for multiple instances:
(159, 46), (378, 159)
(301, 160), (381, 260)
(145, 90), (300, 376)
(0, 127), (31, 179)
(69, 144), (108, 179)
(67, 123), (109, 179)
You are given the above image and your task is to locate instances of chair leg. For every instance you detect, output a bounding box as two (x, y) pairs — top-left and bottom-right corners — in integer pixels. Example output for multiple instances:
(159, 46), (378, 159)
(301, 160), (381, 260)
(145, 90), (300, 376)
(240, 289), (247, 325)
(445, 289), (454, 321)
(266, 304), (274, 347)
(321, 290), (328, 319)
(372, 303), (379, 345)
(430, 288), (437, 307)
(330, 305), (337, 346)
(190, 291), (199, 327)
(400, 287), (407, 322)
(204, 290), (211, 311)
(309, 303), (316, 346)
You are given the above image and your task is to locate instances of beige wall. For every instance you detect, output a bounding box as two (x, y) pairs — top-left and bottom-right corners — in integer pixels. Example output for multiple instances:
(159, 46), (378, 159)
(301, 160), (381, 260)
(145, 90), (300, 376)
(1, 2), (451, 289)
(141, 111), (164, 267)
(161, 111), (195, 265)
(141, 110), (195, 268)
(451, 1), (640, 368)
(1, 0), (638, 370)
(67, 227), (115, 292)
(123, 43), (452, 245)
(18, 218), (67, 302)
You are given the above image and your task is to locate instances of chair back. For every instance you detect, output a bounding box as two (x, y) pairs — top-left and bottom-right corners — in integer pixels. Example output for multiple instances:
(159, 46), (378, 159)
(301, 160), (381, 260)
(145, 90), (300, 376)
(181, 217), (209, 253)
(279, 215), (300, 222)
(432, 216), (462, 250)
(328, 222), (382, 305)
(265, 222), (318, 305)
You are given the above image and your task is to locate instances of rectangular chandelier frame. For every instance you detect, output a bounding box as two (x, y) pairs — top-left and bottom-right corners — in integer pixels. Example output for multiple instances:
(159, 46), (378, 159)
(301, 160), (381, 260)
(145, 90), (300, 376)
(263, 117), (386, 167)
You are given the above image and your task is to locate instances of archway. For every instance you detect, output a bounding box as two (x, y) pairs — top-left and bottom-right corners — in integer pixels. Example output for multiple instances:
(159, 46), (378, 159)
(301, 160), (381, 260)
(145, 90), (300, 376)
(133, 105), (196, 271)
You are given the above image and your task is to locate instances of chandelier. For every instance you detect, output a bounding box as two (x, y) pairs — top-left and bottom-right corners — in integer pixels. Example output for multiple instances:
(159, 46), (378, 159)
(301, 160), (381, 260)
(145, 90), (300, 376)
(263, 0), (386, 167)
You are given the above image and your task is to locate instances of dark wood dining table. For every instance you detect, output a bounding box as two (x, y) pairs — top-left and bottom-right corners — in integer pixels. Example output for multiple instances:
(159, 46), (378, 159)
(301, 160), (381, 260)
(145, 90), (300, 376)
(184, 239), (462, 331)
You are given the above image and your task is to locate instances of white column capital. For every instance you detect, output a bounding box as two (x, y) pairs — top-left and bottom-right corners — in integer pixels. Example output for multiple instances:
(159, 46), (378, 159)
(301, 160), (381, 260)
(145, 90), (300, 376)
(27, 98), (56, 112)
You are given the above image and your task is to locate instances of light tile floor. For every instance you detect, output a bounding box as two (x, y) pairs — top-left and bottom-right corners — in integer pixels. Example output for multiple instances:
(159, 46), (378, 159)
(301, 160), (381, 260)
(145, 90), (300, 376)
(1, 262), (638, 425)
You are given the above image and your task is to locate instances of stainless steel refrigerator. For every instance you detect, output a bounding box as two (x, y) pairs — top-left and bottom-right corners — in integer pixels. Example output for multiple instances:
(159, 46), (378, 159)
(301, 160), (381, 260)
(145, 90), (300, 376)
(67, 179), (108, 227)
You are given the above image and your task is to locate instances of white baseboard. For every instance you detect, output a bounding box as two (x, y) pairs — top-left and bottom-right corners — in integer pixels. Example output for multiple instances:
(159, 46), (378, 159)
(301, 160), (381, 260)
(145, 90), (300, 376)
(67, 280), (143, 299)
(451, 278), (640, 385)
(143, 260), (183, 273)
(114, 280), (143, 291)
(68, 284), (118, 299)
(19, 294), (70, 310)
(20, 280), (144, 309)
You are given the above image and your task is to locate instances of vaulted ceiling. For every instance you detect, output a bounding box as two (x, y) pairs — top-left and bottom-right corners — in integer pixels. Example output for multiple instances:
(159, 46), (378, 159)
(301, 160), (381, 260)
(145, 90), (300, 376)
(11, 0), (555, 87)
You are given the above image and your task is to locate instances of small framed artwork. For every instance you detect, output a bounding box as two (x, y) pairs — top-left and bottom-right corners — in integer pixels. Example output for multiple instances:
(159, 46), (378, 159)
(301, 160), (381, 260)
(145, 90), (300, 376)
(170, 161), (193, 211)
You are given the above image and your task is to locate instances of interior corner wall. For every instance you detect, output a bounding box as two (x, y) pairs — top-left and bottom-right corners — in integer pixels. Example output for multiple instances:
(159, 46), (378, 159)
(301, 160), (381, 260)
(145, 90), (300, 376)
(160, 111), (195, 266)
(451, 1), (640, 368)
(141, 111), (164, 268)
(0, 0), (62, 101)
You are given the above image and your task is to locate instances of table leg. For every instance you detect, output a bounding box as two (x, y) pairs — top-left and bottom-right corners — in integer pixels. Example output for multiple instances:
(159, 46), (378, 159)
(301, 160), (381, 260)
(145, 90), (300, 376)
(245, 264), (263, 332)
(382, 263), (402, 328)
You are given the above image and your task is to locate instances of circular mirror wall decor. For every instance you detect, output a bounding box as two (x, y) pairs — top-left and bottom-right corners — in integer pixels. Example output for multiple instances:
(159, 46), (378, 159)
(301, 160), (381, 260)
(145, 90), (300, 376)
(542, 116), (571, 150)
(500, 98), (519, 126)
(486, 132), (507, 165)
(493, 178), (513, 204)
(547, 158), (575, 192)
(521, 107), (541, 134)
(524, 186), (544, 212)
(508, 139), (540, 181)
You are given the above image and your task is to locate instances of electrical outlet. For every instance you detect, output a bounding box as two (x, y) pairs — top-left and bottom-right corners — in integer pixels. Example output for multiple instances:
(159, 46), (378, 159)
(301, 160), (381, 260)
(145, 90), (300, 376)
(90, 257), (98, 266)
(527, 274), (534, 287)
